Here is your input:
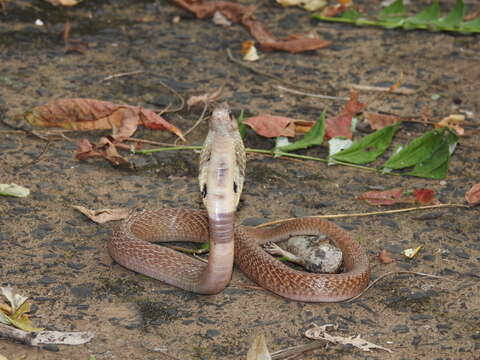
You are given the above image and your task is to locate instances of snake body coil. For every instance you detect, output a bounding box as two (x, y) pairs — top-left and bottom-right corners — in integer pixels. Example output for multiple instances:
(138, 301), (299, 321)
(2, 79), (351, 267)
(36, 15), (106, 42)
(108, 103), (370, 302)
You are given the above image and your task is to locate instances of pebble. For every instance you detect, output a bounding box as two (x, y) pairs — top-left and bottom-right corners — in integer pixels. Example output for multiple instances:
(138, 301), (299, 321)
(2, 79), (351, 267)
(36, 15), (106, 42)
(70, 285), (93, 298)
(392, 324), (409, 333)
(38, 276), (56, 285)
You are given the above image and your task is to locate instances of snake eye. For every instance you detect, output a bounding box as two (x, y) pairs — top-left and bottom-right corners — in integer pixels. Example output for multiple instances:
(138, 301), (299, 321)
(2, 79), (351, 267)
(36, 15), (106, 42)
(201, 183), (207, 198)
(233, 181), (238, 193)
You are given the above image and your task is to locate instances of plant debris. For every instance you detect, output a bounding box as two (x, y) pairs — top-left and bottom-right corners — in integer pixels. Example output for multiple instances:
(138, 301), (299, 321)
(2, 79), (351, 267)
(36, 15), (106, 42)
(465, 183), (480, 206)
(0, 184), (30, 198)
(73, 205), (131, 224)
(358, 188), (436, 206)
(305, 324), (393, 353)
(325, 89), (365, 139)
(171, 0), (331, 53)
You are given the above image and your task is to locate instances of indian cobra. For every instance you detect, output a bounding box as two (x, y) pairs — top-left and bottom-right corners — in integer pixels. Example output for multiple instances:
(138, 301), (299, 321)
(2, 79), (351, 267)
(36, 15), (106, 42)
(108, 103), (370, 302)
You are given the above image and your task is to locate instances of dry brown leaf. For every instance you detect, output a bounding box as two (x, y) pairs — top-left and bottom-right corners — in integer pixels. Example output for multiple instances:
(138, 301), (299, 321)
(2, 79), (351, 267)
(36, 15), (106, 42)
(465, 183), (480, 206)
(187, 88), (223, 107)
(435, 114), (465, 136)
(378, 250), (394, 264)
(44, 0), (83, 6)
(358, 188), (436, 206)
(171, 0), (331, 53)
(363, 112), (401, 130)
(276, 0), (327, 12)
(246, 334), (271, 360)
(73, 206), (131, 224)
(24, 98), (184, 140)
(243, 115), (298, 137)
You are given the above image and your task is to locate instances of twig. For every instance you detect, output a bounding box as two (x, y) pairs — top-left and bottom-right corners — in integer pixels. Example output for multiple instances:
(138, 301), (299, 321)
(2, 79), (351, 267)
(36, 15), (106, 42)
(126, 137), (176, 147)
(174, 101), (209, 145)
(255, 203), (470, 228)
(347, 83), (416, 95)
(346, 271), (450, 303)
(275, 85), (349, 101)
(0, 323), (38, 346)
(100, 70), (145, 82)
(16, 141), (51, 169)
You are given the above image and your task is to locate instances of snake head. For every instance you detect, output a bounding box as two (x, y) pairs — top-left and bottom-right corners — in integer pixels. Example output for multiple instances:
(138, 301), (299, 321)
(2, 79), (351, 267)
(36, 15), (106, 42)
(198, 103), (246, 239)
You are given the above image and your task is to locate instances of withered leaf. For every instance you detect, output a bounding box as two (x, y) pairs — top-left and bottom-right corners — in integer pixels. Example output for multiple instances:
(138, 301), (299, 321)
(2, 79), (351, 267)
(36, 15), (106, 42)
(243, 115), (297, 138)
(326, 89), (365, 139)
(465, 183), (480, 206)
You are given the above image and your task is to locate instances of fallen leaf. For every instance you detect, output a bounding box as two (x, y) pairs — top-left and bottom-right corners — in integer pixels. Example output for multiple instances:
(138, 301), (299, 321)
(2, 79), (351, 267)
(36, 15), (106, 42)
(326, 89), (365, 139)
(321, 4), (349, 17)
(244, 114), (297, 137)
(277, 0), (327, 12)
(43, 0), (83, 6)
(73, 206), (131, 224)
(403, 245), (423, 259)
(414, 189), (436, 205)
(0, 184), (30, 198)
(465, 183), (480, 205)
(246, 334), (271, 360)
(378, 250), (394, 264)
(278, 111), (325, 152)
(187, 88), (223, 107)
(212, 10), (232, 26)
(171, 0), (331, 53)
(24, 98), (184, 140)
(358, 188), (436, 206)
(305, 323), (392, 353)
(435, 114), (465, 135)
(241, 41), (260, 61)
(364, 112), (402, 130)
(75, 138), (130, 167)
(0, 287), (43, 332)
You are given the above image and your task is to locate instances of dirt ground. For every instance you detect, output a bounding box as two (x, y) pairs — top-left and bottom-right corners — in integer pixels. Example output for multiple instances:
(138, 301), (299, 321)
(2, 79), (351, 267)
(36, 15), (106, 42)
(1, 1), (479, 359)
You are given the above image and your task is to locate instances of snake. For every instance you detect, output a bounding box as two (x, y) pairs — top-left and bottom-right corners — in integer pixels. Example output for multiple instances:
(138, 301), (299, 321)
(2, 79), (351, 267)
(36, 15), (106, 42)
(108, 103), (370, 302)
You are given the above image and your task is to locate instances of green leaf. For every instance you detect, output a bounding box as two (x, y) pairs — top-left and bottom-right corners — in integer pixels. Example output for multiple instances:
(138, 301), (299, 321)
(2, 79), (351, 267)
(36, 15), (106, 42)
(408, 130), (458, 179)
(437, 0), (465, 27)
(341, 9), (362, 21)
(383, 128), (445, 169)
(379, 0), (405, 19)
(461, 17), (480, 31)
(236, 110), (246, 139)
(278, 111), (325, 152)
(332, 123), (400, 164)
(404, 1), (440, 26)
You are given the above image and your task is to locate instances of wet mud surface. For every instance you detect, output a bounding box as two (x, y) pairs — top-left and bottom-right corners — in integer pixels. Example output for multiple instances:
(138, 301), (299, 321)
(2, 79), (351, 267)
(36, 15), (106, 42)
(1, 1), (479, 359)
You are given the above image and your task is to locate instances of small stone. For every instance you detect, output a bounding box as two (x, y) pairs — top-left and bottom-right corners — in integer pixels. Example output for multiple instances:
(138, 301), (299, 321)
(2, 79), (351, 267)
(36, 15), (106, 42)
(42, 344), (59, 352)
(392, 324), (409, 333)
(205, 329), (220, 338)
(38, 276), (56, 285)
(241, 217), (266, 227)
(71, 285), (93, 298)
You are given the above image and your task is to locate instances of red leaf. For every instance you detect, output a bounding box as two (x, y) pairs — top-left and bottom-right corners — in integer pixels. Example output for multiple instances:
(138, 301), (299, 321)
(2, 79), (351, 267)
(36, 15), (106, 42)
(414, 189), (436, 205)
(24, 98), (184, 140)
(139, 108), (185, 141)
(364, 112), (401, 130)
(378, 250), (395, 264)
(171, 0), (331, 53)
(243, 114), (297, 138)
(465, 183), (480, 206)
(326, 89), (365, 139)
(358, 187), (437, 206)
(358, 188), (407, 205)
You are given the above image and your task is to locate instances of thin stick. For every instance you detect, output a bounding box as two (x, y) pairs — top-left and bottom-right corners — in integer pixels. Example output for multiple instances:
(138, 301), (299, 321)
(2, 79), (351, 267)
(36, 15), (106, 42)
(0, 323), (37, 346)
(255, 203), (470, 228)
(126, 137), (176, 147)
(174, 101), (209, 145)
(347, 83), (416, 95)
(346, 271), (450, 303)
(275, 85), (349, 101)
(100, 70), (145, 82)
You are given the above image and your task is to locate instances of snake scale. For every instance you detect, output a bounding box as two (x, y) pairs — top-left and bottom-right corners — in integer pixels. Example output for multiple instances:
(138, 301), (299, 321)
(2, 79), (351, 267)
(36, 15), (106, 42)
(108, 103), (370, 302)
